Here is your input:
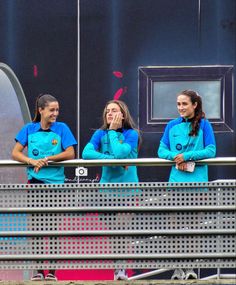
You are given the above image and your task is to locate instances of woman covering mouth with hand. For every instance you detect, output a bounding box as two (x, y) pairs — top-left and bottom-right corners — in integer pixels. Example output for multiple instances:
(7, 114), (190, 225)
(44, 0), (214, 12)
(82, 99), (141, 184)
(82, 99), (141, 280)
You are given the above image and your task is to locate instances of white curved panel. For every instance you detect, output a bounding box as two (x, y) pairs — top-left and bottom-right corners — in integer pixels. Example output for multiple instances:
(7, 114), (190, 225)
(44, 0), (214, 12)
(0, 63), (31, 183)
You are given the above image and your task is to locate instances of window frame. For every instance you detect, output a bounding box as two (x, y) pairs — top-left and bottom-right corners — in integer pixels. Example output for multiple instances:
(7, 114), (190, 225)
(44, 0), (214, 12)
(138, 65), (234, 133)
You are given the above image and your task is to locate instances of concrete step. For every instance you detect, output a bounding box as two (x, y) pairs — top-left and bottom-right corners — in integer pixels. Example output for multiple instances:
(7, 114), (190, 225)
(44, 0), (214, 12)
(0, 280), (235, 285)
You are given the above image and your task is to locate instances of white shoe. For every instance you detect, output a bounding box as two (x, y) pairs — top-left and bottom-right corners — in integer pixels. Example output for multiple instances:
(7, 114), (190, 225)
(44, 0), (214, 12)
(185, 269), (198, 280)
(45, 273), (57, 281)
(114, 269), (128, 280)
(31, 273), (44, 281)
(171, 269), (185, 280)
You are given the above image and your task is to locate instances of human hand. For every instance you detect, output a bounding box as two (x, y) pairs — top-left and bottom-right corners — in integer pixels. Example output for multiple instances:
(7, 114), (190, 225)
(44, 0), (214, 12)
(109, 112), (123, 130)
(28, 157), (48, 173)
(174, 154), (184, 165)
(175, 162), (188, 172)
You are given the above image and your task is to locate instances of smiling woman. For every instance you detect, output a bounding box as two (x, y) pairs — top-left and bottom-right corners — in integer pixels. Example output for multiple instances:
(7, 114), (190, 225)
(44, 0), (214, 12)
(12, 94), (77, 182)
(158, 89), (216, 182)
(157, 89), (216, 280)
(177, 94), (198, 119)
(34, 95), (60, 129)
(11, 93), (77, 281)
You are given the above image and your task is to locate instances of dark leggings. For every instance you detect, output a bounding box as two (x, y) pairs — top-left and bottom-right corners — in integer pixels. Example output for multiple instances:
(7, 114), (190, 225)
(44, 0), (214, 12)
(38, 270), (55, 275)
(29, 178), (55, 276)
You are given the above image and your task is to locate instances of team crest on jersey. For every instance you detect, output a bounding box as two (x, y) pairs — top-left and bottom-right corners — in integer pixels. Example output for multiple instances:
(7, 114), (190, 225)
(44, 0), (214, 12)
(176, 143), (182, 150)
(52, 139), (58, 145)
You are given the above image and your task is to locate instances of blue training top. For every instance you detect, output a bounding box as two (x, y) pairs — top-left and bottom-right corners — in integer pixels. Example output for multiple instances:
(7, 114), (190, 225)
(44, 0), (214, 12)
(158, 117), (216, 182)
(82, 129), (139, 183)
(15, 121), (77, 184)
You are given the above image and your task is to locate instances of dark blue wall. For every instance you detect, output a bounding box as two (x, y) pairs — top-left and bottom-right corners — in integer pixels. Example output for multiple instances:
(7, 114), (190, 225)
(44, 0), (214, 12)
(0, 0), (77, 133)
(0, 0), (77, 180)
(80, 0), (236, 181)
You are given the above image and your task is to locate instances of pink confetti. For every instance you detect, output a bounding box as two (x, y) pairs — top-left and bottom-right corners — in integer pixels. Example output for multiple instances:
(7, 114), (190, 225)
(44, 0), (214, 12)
(113, 86), (127, 100)
(113, 88), (124, 100)
(33, 65), (38, 77)
(113, 71), (123, 78)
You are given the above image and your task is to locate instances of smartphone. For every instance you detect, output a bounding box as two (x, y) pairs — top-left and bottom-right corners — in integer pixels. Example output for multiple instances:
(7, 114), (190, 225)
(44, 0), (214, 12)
(176, 161), (195, 172)
(185, 161), (195, 172)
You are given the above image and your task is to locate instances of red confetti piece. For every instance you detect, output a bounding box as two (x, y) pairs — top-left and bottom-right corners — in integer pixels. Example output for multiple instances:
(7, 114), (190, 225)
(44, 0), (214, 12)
(113, 88), (124, 100)
(33, 65), (38, 77)
(113, 71), (123, 78)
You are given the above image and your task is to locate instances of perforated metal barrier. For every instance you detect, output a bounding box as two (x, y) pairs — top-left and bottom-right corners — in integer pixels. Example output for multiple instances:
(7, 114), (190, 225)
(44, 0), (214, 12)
(0, 181), (235, 270)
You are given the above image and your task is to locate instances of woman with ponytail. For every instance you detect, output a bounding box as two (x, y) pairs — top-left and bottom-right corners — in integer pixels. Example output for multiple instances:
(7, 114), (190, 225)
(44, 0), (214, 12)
(12, 94), (77, 281)
(12, 94), (77, 182)
(157, 90), (216, 280)
(158, 89), (216, 183)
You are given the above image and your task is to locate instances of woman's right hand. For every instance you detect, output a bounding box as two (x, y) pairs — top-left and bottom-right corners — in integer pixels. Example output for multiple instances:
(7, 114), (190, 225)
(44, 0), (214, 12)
(109, 112), (123, 130)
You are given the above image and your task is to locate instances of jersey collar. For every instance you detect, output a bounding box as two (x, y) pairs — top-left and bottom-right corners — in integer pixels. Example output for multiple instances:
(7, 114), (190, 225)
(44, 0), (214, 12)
(34, 121), (57, 131)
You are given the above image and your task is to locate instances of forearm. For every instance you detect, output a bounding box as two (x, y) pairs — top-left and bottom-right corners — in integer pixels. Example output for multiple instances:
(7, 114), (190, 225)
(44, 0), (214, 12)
(47, 146), (75, 162)
(82, 143), (114, 160)
(12, 150), (31, 164)
(158, 141), (177, 161)
(183, 145), (216, 161)
(108, 130), (132, 158)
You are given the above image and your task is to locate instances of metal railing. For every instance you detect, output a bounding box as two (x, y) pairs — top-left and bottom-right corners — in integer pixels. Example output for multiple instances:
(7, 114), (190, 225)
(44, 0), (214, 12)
(0, 157), (235, 167)
(0, 157), (235, 280)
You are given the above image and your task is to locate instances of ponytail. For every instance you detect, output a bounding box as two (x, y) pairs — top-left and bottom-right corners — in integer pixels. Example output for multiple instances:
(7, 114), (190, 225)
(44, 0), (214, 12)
(179, 90), (205, 136)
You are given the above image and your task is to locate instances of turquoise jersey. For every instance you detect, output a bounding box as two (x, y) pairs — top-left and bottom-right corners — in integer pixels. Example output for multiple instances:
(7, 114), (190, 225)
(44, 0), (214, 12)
(82, 129), (139, 183)
(158, 117), (216, 182)
(15, 122), (77, 184)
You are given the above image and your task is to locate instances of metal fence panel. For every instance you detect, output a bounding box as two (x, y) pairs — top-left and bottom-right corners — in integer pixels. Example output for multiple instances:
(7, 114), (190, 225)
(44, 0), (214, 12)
(0, 182), (235, 269)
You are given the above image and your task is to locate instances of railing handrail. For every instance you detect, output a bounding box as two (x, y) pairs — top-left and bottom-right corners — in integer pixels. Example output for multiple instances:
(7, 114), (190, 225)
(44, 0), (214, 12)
(0, 157), (235, 167)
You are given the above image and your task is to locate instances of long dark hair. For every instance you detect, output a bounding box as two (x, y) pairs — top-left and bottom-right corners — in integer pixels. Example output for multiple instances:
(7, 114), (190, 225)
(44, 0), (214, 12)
(33, 94), (58, 122)
(100, 99), (142, 148)
(178, 90), (205, 136)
